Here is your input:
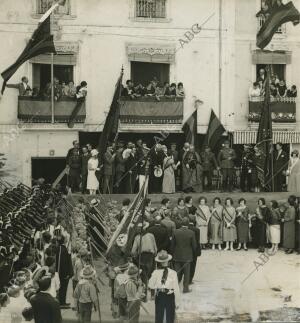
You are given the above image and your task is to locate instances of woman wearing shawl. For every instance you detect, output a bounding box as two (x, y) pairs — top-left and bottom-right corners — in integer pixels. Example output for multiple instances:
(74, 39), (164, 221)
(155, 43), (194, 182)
(287, 150), (300, 192)
(222, 198), (237, 251)
(196, 197), (211, 248)
(209, 197), (223, 250)
(236, 198), (250, 251)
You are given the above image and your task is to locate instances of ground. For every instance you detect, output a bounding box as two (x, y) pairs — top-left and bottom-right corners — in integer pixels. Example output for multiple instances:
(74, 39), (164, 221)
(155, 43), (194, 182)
(62, 249), (300, 323)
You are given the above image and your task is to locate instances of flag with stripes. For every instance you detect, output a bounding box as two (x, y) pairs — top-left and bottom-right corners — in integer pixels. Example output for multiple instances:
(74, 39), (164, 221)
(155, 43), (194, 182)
(1, 16), (56, 94)
(203, 109), (226, 151)
(182, 109), (198, 147)
(106, 177), (148, 256)
(257, 1), (300, 49)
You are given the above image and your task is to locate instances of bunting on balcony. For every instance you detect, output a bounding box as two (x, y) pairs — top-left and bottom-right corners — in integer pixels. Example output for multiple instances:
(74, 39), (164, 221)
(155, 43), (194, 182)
(257, 1), (300, 49)
(203, 110), (226, 151)
(1, 15), (56, 94)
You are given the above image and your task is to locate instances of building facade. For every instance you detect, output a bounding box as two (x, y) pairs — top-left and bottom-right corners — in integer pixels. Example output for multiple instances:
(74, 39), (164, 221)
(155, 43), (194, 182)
(0, 0), (299, 185)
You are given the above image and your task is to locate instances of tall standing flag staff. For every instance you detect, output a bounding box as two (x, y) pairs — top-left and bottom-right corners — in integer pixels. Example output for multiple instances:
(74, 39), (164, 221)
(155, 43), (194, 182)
(0, 0), (67, 94)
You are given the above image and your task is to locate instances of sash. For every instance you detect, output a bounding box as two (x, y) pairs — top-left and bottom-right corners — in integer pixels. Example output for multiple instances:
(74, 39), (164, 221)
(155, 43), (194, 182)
(223, 207), (235, 224)
(197, 207), (208, 223)
(211, 208), (222, 222)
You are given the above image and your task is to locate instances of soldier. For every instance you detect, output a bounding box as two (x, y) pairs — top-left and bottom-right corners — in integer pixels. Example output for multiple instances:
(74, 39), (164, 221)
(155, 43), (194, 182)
(217, 140), (237, 192)
(240, 145), (255, 192)
(200, 145), (219, 191)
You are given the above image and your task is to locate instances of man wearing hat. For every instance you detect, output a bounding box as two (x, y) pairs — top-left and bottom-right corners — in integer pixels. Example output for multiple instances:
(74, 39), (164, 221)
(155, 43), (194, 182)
(72, 247), (90, 291)
(200, 145), (218, 191)
(148, 250), (180, 323)
(240, 145), (254, 192)
(217, 140), (237, 192)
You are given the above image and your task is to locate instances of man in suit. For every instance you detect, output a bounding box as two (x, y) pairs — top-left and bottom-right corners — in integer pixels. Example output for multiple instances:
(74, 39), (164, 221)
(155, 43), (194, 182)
(114, 143), (126, 193)
(188, 215), (201, 284)
(200, 145), (219, 191)
(172, 217), (196, 293)
(66, 140), (81, 193)
(149, 144), (164, 193)
(217, 140), (237, 192)
(81, 146), (90, 194)
(103, 146), (116, 194)
(147, 215), (170, 252)
(240, 145), (255, 192)
(273, 142), (288, 191)
(6, 76), (32, 96)
(30, 276), (62, 323)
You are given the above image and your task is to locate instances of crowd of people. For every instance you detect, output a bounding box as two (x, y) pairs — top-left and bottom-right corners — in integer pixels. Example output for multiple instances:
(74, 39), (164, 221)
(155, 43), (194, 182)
(249, 68), (297, 100)
(66, 139), (300, 195)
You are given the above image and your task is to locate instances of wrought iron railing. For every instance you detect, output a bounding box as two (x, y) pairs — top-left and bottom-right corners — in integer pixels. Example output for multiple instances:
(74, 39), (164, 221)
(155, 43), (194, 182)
(136, 0), (166, 18)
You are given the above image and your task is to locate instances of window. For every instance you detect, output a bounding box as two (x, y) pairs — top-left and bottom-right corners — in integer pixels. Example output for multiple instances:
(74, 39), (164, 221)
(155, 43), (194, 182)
(136, 0), (166, 19)
(37, 0), (70, 15)
(131, 62), (170, 86)
(256, 64), (286, 81)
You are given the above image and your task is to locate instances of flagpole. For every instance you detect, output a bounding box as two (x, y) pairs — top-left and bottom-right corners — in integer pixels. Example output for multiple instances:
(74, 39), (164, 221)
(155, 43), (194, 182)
(50, 12), (54, 124)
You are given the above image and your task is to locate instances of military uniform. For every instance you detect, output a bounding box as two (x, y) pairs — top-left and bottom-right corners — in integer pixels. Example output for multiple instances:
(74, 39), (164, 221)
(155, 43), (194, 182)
(217, 145), (236, 192)
(200, 150), (218, 190)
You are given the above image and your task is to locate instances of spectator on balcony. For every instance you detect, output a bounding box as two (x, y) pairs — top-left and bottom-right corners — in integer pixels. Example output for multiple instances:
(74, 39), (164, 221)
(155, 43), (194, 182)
(276, 79), (287, 98)
(271, 74), (280, 85)
(270, 83), (278, 97)
(122, 80), (139, 99)
(256, 0), (271, 19)
(76, 81), (88, 100)
(257, 68), (266, 86)
(43, 77), (62, 100)
(31, 87), (40, 98)
(145, 79), (158, 97)
(164, 83), (177, 97)
(67, 81), (76, 98)
(176, 82), (185, 98)
(248, 82), (261, 99)
(287, 85), (297, 98)
(6, 76), (32, 96)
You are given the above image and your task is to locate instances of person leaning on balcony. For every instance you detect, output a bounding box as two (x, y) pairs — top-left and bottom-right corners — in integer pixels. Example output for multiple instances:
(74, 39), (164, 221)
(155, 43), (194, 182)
(287, 85), (297, 98)
(6, 76), (32, 96)
(176, 82), (185, 98)
(276, 79), (287, 98)
(248, 82), (261, 99)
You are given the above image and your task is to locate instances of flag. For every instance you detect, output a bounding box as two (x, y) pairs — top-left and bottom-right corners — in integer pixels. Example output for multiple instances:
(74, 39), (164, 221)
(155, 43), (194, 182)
(106, 177), (148, 256)
(39, 0), (66, 23)
(182, 109), (198, 148)
(255, 66), (273, 191)
(257, 1), (300, 49)
(203, 109), (226, 151)
(1, 15), (56, 94)
(98, 68), (123, 163)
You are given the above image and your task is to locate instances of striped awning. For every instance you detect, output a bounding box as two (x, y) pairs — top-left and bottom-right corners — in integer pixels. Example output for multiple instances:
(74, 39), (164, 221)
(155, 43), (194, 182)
(234, 130), (300, 144)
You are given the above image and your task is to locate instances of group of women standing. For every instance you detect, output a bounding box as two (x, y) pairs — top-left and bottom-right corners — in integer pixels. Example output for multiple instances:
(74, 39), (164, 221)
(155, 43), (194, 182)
(171, 195), (299, 254)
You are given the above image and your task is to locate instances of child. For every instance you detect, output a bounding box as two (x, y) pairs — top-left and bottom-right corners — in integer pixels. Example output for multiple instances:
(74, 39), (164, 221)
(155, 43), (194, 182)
(73, 265), (98, 323)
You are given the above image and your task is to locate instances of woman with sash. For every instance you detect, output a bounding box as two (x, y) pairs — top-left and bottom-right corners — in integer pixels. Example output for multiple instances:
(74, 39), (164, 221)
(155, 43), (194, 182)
(236, 198), (250, 251)
(196, 197), (211, 249)
(162, 146), (180, 194)
(209, 197), (223, 250)
(222, 198), (237, 251)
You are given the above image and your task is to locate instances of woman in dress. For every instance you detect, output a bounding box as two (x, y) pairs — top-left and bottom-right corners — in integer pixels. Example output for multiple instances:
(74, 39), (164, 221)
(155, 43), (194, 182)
(184, 196), (197, 215)
(287, 149), (300, 192)
(196, 197), (211, 249)
(282, 196), (296, 254)
(87, 149), (100, 195)
(268, 200), (281, 254)
(162, 146), (179, 194)
(222, 198), (237, 251)
(172, 198), (189, 228)
(236, 198), (249, 251)
(209, 197), (223, 250)
(255, 198), (271, 253)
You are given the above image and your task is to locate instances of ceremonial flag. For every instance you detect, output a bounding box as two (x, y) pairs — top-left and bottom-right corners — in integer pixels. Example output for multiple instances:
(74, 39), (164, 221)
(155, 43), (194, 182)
(182, 109), (198, 147)
(1, 15), (56, 94)
(98, 68), (123, 163)
(257, 1), (300, 49)
(203, 109), (226, 151)
(255, 67), (273, 191)
(106, 177), (148, 257)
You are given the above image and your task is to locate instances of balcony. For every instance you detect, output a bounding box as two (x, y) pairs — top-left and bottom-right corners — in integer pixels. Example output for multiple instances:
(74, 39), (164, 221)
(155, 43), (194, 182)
(248, 97), (296, 123)
(18, 96), (86, 123)
(136, 0), (166, 18)
(119, 96), (183, 125)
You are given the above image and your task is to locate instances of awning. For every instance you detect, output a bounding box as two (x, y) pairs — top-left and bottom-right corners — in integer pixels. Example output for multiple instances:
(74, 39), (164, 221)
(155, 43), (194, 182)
(30, 54), (76, 65)
(252, 50), (292, 64)
(234, 130), (300, 144)
(126, 44), (176, 63)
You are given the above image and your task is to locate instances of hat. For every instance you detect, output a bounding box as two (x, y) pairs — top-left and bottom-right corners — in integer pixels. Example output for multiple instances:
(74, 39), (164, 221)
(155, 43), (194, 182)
(81, 265), (96, 279)
(91, 199), (100, 207)
(137, 221), (149, 231)
(155, 250), (172, 263)
(127, 265), (141, 277)
(116, 233), (128, 247)
(91, 149), (98, 157)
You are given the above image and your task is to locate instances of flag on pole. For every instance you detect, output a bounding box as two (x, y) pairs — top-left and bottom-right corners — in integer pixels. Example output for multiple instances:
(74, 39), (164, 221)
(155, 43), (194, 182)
(257, 1), (300, 49)
(98, 68), (123, 163)
(182, 109), (198, 147)
(106, 177), (148, 257)
(1, 15), (56, 94)
(203, 109), (226, 151)
(255, 66), (273, 191)
(39, 0), (67, 23)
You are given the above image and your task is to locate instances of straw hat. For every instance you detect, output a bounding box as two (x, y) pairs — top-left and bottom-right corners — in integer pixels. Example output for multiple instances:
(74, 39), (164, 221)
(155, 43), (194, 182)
(90, 199), (100, 207)
(80, 265), (96, 279)
(155, 250), (172, 263)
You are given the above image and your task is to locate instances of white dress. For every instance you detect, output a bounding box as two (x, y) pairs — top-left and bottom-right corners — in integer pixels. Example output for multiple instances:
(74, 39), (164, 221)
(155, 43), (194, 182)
(87, 158), (99, 190)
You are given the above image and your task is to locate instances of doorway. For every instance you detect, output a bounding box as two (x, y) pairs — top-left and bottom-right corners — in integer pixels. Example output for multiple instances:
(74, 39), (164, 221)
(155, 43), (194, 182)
(31, 157), (67, 186)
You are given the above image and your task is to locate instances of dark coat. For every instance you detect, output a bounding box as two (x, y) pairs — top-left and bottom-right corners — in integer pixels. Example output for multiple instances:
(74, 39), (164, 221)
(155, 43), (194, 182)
(103, 151), (115, 176)
(6, 82), (32, 96)
(274, 149), (288, 173)
(188, 223), (201, 257)
(55, 245), (73, 279)
(172, 226), (196, 262)
(81, 154), (90, 175)
(31, 292), (62, 323)
(147, 224), (170, 252)
(115, 151), (126, 173)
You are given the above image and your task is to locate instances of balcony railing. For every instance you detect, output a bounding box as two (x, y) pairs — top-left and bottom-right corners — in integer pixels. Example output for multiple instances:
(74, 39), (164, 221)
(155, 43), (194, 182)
(136, 0), (166, 18)
(37, 0), (70, 15)
(258, 16), (286, 34)
(119, 97), (183, 124)
(248, 97), (296, 123)
(18, 96), (86, 123)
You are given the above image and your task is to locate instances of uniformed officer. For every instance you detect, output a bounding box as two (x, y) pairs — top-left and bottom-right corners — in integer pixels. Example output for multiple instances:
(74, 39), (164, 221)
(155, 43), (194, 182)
(240, 145), (255, 192)
(217, 140), (236, 192)
(200, 146), (219, 191)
